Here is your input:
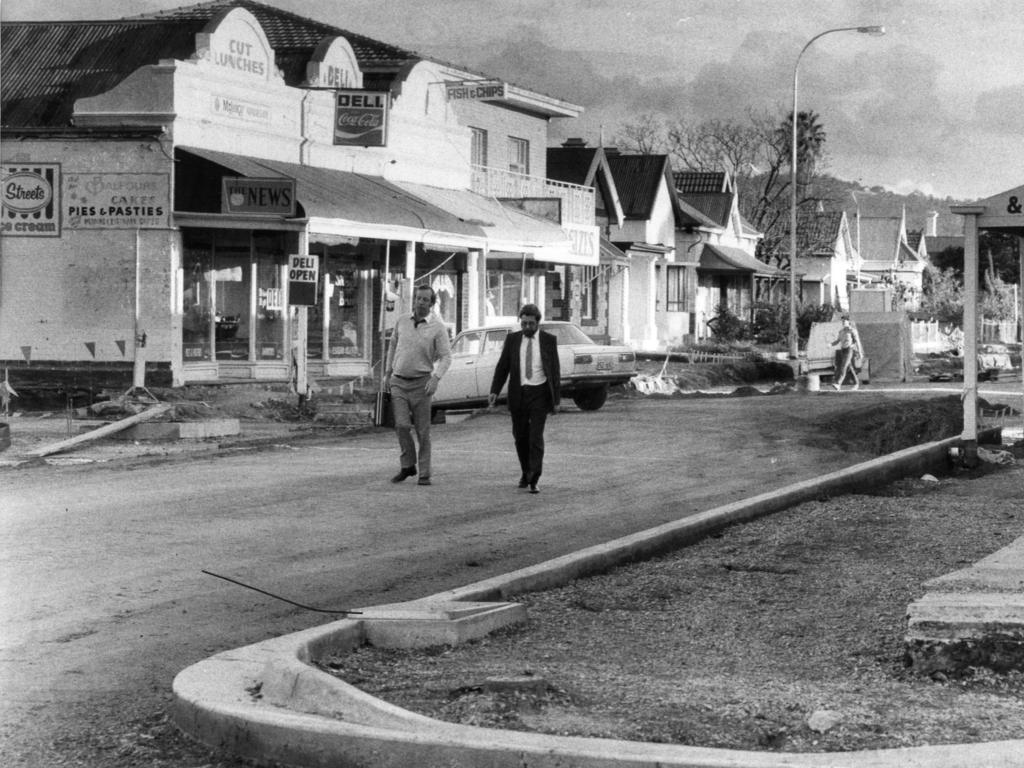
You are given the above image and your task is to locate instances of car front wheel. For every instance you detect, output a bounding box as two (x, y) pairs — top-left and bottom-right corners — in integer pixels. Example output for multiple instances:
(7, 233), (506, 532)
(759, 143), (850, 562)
(571, 385), (608, 411)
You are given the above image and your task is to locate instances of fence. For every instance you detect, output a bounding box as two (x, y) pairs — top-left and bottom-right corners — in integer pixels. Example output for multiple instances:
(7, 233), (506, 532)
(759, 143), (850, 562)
(911, 319), (1019, 354)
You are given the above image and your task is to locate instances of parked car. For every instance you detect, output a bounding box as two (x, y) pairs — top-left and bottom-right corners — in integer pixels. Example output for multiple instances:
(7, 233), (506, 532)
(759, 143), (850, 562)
(433, 321), (636, 412)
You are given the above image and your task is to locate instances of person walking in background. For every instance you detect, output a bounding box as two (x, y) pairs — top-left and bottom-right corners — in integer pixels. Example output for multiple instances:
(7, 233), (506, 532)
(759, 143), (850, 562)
(831, 315), (864, 391)
(383, 285), (451, 486)
(488, 304), (560, 494)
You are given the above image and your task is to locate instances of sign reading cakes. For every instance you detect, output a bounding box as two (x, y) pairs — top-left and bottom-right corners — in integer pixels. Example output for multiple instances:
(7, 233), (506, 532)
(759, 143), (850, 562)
(1, 163), (60, 237)
(222, 177), (296, 216)
(64, 173), (170, 229)
(288, 253), (319, 305)
(334, 90), (389, 146)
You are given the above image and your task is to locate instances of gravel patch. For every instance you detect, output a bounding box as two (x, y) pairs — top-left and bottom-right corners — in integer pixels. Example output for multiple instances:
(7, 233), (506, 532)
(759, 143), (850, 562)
(321, 464), (1024, 753)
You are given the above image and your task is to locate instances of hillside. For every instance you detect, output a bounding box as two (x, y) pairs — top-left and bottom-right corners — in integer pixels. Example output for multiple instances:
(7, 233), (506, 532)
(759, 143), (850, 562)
(811, 175), (968, 237)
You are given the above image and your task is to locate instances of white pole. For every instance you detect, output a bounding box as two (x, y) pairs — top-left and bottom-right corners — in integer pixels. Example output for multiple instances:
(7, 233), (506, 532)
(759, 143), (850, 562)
(961, 213), (979, 463)
(133, 228), (146, 390)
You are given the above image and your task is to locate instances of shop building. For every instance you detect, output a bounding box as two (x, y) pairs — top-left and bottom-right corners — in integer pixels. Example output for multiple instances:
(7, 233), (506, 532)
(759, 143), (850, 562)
(1, 1), (597, 393)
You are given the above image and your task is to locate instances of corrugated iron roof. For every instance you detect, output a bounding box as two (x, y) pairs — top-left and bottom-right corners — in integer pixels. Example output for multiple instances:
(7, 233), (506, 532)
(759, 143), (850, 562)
(2, 1), (423, 128)
(546, 146), (599, 187)
(698, 244), (780, 276)
(606, 154), (669, 219)
(1, 21), (202, 127)
(679, 192), (732, 228)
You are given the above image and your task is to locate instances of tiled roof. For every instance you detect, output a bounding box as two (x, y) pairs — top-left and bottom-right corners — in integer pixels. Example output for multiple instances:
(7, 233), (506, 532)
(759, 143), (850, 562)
(128, 1), (418, 67)
(673, 170), (729, 194)
(2, 0), (423, 128)
(795, 210), (844, 253)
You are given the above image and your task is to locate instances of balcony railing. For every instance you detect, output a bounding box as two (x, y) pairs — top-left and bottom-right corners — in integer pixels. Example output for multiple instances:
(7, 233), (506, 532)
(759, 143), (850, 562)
(471, 165), (595, 227)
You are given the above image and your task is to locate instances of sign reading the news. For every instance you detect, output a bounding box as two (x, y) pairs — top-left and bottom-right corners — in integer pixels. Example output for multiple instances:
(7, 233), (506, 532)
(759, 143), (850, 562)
(288, 253), (319, 305)
(222, 177), (296, 216)
(334, 90), (389, 146)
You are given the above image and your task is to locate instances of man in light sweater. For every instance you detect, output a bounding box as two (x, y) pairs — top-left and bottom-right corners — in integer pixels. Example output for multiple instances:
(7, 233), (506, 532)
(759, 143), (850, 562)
(383, 285), (452, 486)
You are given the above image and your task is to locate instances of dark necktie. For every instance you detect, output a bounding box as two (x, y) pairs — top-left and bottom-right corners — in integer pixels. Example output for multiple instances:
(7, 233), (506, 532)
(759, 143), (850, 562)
(525, 336), (534, 379)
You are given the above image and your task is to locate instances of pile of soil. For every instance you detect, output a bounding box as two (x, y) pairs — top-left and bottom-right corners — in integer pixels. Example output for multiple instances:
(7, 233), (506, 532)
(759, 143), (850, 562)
(321, 465), (1024, 753)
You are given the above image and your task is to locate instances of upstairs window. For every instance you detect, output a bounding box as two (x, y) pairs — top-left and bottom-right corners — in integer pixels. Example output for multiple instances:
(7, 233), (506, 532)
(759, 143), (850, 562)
(508, 136), (529, 175)
(470, 127), (488, 166)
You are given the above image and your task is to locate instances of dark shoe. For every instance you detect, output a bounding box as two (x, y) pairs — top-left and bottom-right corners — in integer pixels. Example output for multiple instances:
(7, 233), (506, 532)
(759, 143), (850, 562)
(417, 475), (432, 486)
(528, 483), (539, 494)
(390, 467), (416, 483)
(518, 474), (529, 489)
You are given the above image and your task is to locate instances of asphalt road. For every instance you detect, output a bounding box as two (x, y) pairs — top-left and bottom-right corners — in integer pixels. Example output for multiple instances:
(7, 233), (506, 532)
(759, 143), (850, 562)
(0, 388), (1019, 767)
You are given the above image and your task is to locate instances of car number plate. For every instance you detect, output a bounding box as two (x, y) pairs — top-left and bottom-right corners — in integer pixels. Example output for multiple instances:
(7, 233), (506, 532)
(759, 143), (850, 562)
(596, 361), (613, 371)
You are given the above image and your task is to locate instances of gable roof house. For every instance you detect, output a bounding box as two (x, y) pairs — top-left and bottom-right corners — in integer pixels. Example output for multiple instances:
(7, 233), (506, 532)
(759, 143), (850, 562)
(546, 139), (629, 342)
(673, 171), (775, 341)
(600, 150), (716, 350)
(856, 208), (929, 310)
(788, 209), (859, 311)
(1, 1), (594, 389)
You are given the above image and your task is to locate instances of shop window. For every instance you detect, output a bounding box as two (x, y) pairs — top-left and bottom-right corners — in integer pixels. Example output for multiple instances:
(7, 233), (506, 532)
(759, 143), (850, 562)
(471, 127), (488, 166)
(486, 270), (523, 319)
(181, 230), (289, 363)
(182, 232), (214, 361)
(508, 136), (529, 175)
(254, 233), (285, 360)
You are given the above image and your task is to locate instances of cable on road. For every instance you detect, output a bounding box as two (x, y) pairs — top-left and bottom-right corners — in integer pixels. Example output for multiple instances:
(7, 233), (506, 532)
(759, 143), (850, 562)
(202, 570), (362, 615)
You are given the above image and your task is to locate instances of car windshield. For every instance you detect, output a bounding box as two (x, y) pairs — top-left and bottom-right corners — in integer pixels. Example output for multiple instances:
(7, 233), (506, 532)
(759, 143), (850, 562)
(542, 323), (595, 345)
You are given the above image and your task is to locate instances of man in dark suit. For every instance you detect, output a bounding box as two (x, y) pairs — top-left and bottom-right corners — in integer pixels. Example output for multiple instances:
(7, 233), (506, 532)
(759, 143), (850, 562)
(488, 304), (560, 494)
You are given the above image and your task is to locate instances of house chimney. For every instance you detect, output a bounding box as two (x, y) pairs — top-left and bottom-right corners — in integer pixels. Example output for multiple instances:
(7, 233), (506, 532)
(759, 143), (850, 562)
(562, 138), (588, 148)
(604, 146), (620, 157)
(927, 210), (939, 237)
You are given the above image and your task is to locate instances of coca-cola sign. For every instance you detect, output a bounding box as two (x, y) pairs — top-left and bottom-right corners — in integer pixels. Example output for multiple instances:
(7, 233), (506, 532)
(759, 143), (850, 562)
(334, 90), (389, 147)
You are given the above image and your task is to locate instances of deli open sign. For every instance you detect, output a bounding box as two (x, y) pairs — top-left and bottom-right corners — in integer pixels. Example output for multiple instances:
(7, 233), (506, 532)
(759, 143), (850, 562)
(289, 254), (319, 305)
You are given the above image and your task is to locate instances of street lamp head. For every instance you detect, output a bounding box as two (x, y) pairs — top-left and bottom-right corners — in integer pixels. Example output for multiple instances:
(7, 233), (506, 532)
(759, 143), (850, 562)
(857, 25), (885, 35)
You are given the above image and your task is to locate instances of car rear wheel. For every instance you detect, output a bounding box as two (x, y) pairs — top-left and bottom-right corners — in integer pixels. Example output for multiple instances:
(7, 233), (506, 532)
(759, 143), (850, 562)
(571, 385), (608, 411)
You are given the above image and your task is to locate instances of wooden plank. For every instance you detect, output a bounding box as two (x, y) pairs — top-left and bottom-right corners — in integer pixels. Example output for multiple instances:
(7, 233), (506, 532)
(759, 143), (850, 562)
(25, 403), (171, 457)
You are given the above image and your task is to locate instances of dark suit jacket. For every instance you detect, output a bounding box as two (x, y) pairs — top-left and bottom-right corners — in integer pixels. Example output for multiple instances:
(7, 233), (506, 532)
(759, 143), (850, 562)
(490, 330), (561, 413)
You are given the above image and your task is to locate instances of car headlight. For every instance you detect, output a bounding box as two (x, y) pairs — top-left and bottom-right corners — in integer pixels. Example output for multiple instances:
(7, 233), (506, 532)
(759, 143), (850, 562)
(574, 354), (593, 365)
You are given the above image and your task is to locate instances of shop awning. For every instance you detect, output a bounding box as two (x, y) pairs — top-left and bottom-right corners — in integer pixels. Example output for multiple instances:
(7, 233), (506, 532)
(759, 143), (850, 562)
(698, 244), (781, 276)
(391, 181), (582, 264)
(177, 147), (485, 247)
(599, 237), (629, 266)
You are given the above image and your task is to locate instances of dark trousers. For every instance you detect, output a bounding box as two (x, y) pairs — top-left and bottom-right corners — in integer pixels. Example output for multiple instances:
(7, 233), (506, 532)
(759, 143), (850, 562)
(511, 384), (550, 480)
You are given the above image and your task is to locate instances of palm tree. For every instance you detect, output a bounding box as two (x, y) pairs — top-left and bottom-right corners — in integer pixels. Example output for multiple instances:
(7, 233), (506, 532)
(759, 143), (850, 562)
(776, 110), (827, 183)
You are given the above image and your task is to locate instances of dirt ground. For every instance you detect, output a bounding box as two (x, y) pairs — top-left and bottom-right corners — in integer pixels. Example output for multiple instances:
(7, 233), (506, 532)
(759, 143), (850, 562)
(4, 364), (1023, 766)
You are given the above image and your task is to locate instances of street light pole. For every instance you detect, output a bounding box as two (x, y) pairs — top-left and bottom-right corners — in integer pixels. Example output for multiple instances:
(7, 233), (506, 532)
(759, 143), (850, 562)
(789, 25), (885, 359)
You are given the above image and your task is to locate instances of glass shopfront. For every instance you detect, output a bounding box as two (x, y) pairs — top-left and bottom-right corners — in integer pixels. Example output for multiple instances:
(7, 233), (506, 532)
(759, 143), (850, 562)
(181, 229), (290, 363)
(307, 236), (379, 361)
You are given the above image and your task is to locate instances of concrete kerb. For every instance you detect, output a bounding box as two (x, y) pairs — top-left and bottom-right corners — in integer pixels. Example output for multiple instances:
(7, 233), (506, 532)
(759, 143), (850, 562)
(172, 435), (1024, 768)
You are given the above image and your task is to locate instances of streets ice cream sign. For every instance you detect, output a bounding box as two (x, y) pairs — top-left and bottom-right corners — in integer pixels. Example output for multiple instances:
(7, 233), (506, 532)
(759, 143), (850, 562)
(1, 164), (60, 237)
(64, 173), (169, 229)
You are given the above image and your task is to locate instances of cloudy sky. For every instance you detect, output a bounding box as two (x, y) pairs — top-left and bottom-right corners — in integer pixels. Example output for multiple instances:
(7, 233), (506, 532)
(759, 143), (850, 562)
(3, 0), (1022, 201)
